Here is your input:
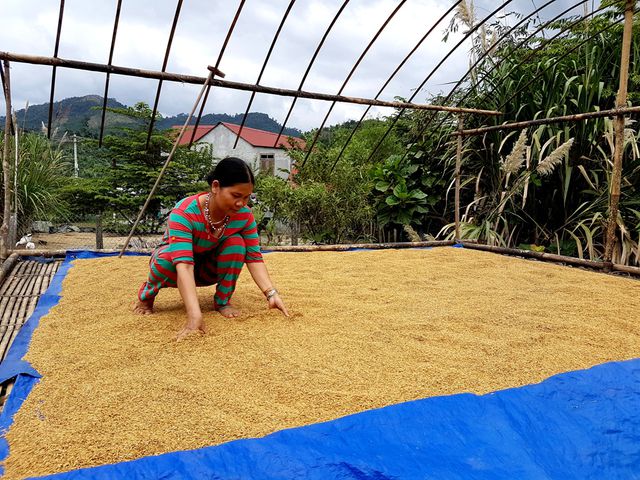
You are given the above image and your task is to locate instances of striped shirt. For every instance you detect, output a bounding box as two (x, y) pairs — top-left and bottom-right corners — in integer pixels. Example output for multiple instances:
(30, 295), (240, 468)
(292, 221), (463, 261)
(157, 193), (263, 265)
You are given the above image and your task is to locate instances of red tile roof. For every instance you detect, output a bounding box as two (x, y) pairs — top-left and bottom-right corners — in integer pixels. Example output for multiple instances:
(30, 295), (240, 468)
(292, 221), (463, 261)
(172, 125), (215, 146)
(172, 123), (305, 150)
(220, 123), (305, 150)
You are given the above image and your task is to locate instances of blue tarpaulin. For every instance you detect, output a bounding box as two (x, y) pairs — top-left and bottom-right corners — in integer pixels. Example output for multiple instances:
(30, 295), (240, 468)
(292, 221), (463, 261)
(0, 250), (638, 479)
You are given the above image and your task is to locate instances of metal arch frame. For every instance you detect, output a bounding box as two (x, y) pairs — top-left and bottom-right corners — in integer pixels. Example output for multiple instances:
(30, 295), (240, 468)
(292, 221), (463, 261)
(470, 1), (612, 112)
(46, 0), (65, 139)
(299, 0), (408, 169)
(232, 0), (297, 150)
(397, 0), (591, 164)
(496, 10), (634, 112)
(145, 0), (184, 149)
(354, 0), (515, 171)
(188, 0), (245, 147)
(272, 0), (351, 148)
(327, 0), (464, 174)
(396, 0), (568, 152)
(416, 0), (619, 148)
(98, 0), (123, 147)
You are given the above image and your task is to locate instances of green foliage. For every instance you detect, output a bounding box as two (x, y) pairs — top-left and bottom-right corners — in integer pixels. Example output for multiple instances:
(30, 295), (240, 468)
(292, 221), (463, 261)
(71, 102), (211, 232)
(372, 154), (438, 226)
(0, 132), (71, 232)
(251, 118), (403, 244)
(399, 4), (640, 264)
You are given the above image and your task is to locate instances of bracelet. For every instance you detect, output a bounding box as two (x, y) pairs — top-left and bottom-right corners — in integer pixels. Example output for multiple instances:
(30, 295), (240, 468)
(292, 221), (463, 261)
(264, 288), (278, 300)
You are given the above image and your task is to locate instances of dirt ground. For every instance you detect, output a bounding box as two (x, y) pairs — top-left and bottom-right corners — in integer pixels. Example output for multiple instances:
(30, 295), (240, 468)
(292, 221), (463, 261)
(25, 232), (163, 251)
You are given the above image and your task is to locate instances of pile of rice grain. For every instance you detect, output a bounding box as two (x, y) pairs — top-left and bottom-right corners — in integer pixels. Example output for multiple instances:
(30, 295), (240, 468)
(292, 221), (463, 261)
(3, 247), (640, 478)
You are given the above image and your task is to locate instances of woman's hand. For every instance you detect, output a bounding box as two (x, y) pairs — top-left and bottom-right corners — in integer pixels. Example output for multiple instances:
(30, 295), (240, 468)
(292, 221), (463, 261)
(176, 314), (207, 341)
(268, 293), (290, 317)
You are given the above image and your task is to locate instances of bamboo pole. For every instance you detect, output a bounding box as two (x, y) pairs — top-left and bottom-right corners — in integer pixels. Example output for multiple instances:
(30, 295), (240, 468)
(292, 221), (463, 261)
(460, 241), (607, 269)
(604, 0), (635, 266)
(457, 105), (640, 136)
(0, 51), (502, 116)
(0, 253), (19, 288)
(1, 61), (12, 260)
(455, 116), (463, 241)
(118, 67), (215, 257)
(460, 241), (640, 277)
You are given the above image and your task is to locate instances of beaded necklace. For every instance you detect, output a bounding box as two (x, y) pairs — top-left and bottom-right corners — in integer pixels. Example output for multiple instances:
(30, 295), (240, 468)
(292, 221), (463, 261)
(203, 192), (230, 239)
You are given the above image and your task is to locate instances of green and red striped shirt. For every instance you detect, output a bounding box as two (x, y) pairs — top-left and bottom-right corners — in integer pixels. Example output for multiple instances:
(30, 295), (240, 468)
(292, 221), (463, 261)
(159, 193), (263, 265)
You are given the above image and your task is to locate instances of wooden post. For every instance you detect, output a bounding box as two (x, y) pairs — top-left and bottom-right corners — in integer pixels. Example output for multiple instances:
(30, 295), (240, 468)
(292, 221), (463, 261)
(604, 0), (634, 265)
(454, 115), (464, 241)
(1, 61), (12, 260)
(95, 213), (103, 249)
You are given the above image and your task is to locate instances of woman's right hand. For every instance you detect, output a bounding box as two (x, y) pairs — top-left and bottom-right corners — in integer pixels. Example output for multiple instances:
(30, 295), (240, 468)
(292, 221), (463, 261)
(176, 314), (206, 341)
(268, 293), (290, 317)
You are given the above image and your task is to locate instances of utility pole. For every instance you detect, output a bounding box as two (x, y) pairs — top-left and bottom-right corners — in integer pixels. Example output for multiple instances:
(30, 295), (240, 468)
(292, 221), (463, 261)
(73, 133), (78, 177)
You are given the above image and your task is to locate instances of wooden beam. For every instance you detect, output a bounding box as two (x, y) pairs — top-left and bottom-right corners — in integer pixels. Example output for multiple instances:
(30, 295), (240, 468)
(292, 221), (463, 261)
(0, 51), (502, 115)
(457, 106), (640, 136)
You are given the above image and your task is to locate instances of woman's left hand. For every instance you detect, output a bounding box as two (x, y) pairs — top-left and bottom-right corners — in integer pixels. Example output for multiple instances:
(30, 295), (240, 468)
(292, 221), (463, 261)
(268, 293), (290, 317)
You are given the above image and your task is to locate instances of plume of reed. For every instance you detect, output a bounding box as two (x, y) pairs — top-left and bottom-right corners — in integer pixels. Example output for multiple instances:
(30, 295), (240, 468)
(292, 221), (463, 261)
(501, 130), (528, 175)
(536, 138), (574, 176)
(456, 0), (475, 29)
(403, 224), (422, 242)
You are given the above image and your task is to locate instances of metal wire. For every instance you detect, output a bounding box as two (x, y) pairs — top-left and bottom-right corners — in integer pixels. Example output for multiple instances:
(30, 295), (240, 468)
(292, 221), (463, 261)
(46, 0), (65, 139)
(419, 0), (614, 146)
(145, 0), (184, 149)
(98, 0), (123, 147)
(233, 0), (297, 149)
(358, 0), (514, 169)
(396, 0), (582, 163)
(272, 0), (351, 148)
(188, 0), (246, 147)
(300, 0), (408, 169)
(328, 0), (463, 174)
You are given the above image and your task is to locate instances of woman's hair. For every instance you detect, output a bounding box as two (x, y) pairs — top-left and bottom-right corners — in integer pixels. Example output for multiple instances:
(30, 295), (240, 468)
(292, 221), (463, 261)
(205, 157), (255, 187)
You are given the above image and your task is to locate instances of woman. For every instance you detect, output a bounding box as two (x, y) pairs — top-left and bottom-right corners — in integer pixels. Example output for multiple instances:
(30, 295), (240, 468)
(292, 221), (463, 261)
(133, 157), (289, 340)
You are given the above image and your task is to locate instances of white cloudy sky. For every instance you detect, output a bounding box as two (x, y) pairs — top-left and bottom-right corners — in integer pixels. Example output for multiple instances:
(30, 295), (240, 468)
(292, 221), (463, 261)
(1, 0), (588, 131)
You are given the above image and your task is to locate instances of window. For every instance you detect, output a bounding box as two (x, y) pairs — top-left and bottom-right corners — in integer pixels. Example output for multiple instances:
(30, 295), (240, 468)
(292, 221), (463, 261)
(260, 153), (275, 175)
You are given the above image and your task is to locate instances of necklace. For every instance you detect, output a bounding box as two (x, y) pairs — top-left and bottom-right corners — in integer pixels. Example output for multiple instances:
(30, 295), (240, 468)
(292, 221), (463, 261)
(203, 192), (230, 238)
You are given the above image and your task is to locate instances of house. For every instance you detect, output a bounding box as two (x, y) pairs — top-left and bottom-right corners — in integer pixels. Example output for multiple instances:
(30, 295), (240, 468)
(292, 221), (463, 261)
(174, 122), (305, 179)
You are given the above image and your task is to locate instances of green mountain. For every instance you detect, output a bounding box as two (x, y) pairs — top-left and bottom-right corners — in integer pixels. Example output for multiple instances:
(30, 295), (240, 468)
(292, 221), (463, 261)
(1, 95), (303, 138)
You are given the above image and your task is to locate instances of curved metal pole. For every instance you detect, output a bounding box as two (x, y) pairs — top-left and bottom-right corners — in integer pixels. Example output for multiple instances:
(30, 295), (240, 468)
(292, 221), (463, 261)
(272, 0), (351, 148)
(47, 0), (65, 139)
(361, 0), (514, 167)
(145, 0), (184, 149)
(119, 68), (215, 257)
(233, 0), (297, 149)
(328, 0), (463, 174)
(410, 0), (603, 157)
(98, 0), (123, 147)
(300, 0), (408, 169)
(188, 0), (246, 147)
(497, 11), (631, 111)
(406, 0), (562, 135)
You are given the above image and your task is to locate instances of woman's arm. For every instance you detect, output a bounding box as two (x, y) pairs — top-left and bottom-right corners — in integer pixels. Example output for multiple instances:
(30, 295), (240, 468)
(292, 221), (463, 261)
(246, 261), (290, 317)
(176, 263), (206, 340)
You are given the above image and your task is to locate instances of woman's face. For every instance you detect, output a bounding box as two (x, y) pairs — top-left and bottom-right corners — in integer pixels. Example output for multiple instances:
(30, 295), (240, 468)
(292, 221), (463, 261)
(212, 181), (254, 214)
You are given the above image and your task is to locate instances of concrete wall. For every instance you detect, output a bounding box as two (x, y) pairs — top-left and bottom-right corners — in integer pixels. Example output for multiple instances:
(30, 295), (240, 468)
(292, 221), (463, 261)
(197, 126), (292, 179)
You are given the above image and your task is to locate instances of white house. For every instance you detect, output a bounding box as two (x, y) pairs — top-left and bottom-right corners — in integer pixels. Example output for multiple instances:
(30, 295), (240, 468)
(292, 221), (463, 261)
(174, 122), (305, 180)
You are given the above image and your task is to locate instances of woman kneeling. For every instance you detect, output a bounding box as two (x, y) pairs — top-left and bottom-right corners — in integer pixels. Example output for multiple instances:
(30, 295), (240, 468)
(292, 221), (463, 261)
(133, 157), (289, 339)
